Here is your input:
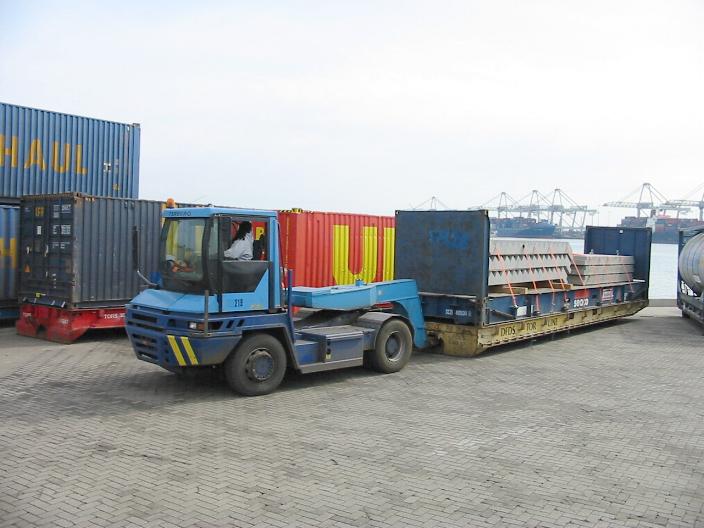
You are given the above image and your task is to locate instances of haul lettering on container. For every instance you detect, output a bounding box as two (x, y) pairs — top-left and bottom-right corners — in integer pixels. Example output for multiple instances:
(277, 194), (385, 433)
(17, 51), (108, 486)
(0, 135), (88, 174)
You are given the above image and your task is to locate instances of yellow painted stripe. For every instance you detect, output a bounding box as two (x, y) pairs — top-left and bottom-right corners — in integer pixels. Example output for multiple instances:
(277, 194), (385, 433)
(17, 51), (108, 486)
(180, 336), (199, 365)
(383, 227), (395, 281)
(167, 335), (187, 366)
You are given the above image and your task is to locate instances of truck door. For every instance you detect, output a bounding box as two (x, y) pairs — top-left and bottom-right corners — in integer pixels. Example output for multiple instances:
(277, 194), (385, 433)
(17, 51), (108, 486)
(209, 215), (273, 312)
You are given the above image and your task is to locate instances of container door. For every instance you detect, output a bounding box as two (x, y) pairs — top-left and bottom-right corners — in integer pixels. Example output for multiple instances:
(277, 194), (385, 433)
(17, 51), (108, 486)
(19, 199), (51, 302)
(19, 197), (77, 306)
(46, 197), (77, 303)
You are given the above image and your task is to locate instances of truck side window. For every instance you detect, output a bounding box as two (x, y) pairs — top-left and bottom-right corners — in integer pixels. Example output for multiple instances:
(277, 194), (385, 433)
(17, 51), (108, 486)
(218, 219), (269, 293)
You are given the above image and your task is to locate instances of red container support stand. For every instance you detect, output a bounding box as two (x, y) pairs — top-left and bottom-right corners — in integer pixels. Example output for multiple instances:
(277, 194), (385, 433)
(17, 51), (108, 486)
(16, 304), (126, 344)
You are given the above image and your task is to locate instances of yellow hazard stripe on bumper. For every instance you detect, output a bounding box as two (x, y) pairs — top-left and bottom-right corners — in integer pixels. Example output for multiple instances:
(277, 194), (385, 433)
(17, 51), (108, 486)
(180, 336), (199, 365)
(167, 335), (187, 366)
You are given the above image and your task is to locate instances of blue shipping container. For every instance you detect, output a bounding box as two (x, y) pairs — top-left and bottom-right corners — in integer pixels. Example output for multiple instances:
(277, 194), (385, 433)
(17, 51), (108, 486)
(0, 102), (140, 198)
(0, 202), (19, 309)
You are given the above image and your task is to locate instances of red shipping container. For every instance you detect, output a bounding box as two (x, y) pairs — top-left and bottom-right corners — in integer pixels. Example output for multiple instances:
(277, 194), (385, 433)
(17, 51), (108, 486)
(278, 210), (395, 287)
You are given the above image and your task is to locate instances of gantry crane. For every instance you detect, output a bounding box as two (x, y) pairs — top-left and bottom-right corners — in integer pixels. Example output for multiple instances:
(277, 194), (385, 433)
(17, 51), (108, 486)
(660, 183), (704, 220)
(603, 183), (689, 218)
(471, 189), (595, 233)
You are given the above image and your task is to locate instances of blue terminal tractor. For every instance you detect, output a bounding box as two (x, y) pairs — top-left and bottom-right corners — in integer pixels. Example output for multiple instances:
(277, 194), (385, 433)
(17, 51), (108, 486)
(126, 206), (428, 396)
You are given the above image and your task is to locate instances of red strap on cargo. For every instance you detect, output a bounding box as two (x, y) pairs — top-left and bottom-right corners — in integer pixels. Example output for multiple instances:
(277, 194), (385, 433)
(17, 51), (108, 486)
(536, 253), (559, 308)
(537, 253), (556, 292)
(495, 249), (518, 307)
(523, 255), (541, 313)
(548, 250), (569, 291)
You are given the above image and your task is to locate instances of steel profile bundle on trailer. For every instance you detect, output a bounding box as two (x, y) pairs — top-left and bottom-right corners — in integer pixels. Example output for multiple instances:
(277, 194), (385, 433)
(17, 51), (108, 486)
(395, 210), (651, 355)
(677, 226), (704, 325)
(15, 193), (185, 342)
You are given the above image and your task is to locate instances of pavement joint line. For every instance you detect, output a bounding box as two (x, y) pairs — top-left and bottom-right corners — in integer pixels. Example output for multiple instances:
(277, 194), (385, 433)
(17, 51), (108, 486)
(0, 307), (703, 527)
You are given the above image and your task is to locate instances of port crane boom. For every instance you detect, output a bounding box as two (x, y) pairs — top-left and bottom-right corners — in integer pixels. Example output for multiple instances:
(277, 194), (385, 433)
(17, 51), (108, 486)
(603, 183), (689, 217)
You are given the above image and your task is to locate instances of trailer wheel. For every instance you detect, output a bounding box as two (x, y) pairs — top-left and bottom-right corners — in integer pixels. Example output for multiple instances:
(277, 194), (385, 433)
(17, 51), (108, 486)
(369, 319), (413, 374)
(224, 334), (287, 396)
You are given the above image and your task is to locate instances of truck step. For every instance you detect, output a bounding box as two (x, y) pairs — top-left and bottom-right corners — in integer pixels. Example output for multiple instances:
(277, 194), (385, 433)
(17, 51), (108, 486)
(298, 325), (367, 339)
(294, 325), (372, 369)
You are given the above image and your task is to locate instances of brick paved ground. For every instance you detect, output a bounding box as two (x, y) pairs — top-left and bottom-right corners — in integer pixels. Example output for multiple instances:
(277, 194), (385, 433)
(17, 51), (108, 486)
(0, 307), (703, 527)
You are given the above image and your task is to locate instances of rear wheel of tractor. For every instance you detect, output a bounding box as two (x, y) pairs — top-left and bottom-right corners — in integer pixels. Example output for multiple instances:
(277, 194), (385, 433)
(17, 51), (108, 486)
(224, 334), (287, 396)
(369, 319), (413, 374)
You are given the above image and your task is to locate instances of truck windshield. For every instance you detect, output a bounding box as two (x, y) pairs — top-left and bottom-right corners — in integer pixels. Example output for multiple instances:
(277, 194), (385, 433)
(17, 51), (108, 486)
(160, 218), (208, 291)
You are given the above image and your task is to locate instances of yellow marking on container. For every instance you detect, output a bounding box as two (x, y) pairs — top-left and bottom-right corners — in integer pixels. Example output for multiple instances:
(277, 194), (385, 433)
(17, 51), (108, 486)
(0, 134), (19, 167)
(0, 238), (17, 268)
(383, 227), (395, 281)
(180, 336), (199, 365)
(74, 144), (88, 174)
(332, 225), (378, 284)
(52, 142), (70, 173)
(24, 139), (47, 170)
(167, 335), (187, 366)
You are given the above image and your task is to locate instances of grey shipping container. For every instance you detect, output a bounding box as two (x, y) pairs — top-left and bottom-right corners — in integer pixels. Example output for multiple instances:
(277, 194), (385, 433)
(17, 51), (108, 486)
(0, 102), (139, 198)
(18, 194), (162, 309)
(0, 198), (19, 313)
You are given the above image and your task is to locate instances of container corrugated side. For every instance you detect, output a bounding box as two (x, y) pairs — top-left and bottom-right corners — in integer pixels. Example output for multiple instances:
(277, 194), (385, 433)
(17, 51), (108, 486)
(18, 194), (162, 308)
(0, 202), (19, 306)
(0, 102), (139, 198)
(279, 210), (395, 287)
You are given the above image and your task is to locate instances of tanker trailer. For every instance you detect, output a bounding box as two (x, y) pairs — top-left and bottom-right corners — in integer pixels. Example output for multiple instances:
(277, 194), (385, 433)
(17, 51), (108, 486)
(677, 227), (704, 325)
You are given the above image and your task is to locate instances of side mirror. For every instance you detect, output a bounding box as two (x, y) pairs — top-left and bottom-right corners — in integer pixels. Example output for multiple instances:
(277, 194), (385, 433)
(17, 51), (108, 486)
(133, 225), (157, 288)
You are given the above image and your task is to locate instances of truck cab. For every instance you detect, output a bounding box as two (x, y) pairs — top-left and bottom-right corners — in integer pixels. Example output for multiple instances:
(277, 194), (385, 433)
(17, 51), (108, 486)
(126, 207), (426, 396)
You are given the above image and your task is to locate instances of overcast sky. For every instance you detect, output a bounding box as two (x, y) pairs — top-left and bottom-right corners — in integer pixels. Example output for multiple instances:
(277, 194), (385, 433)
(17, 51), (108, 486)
(1, 1), (702, 222)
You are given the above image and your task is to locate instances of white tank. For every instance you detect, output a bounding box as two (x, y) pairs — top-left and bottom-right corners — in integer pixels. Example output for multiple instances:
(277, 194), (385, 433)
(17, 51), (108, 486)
(678, 232), (704, 295)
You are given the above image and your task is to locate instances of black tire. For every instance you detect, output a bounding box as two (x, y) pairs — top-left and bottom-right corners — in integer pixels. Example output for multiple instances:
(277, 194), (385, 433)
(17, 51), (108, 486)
(369, 319), (413, 374)
(681, 311), (690, 319)
(224, 333), (287, 396)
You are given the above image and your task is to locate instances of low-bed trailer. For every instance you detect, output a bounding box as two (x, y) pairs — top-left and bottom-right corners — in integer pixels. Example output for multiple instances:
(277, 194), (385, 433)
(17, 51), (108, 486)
(126, 208), (650, 396)
(394, 211), (651, 356)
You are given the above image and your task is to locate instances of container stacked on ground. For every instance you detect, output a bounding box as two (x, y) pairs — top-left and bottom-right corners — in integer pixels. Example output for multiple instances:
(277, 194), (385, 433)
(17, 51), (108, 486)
(0, 102), (140, 318)
(16, 194), (162, 341)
